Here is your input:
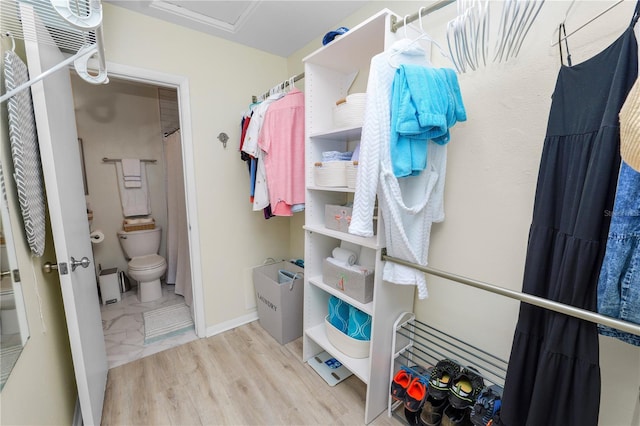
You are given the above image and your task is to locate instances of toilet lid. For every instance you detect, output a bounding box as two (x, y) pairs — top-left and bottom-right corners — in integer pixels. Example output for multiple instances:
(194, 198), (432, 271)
(129, 254), (166, 271)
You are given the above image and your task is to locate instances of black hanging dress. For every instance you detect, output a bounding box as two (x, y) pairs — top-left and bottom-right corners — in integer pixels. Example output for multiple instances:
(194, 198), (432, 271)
(500, 10), (639, 426)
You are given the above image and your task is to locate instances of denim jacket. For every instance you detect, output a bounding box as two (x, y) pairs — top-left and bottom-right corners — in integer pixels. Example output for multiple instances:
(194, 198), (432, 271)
(597, 161), (640, 345)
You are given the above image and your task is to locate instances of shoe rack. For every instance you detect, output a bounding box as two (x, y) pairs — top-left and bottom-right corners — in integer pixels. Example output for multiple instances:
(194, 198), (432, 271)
(387, 312), (508, 421)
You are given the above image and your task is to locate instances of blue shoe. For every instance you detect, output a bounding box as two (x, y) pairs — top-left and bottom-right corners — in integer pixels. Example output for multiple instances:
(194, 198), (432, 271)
(470, 387), (501, 426)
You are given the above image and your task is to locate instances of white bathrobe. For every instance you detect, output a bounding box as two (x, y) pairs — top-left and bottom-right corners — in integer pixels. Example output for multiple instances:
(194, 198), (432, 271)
(348, 39), (447, 299)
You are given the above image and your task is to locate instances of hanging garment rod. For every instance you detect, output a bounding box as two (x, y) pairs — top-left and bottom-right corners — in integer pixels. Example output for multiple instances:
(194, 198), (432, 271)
(551, 0), (625, 47)
(382, 253), (640, 336)
(252, 72), (305, 103)
(390, 0), (456, 33)
(102, 157), (156, 164)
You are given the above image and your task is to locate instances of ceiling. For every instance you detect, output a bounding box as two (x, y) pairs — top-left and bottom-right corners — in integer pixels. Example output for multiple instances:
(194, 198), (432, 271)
(104, 1), (372, 57)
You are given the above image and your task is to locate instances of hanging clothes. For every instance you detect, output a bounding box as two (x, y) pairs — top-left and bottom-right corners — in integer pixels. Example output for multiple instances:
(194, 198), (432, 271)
(241, 93), (285, 213)
(597, 78), (640, 347)
(391, 65), (466, 177)
(349, 39), (462, 299)
(258, 88), (305, 216)
(501, 10), (639, 426)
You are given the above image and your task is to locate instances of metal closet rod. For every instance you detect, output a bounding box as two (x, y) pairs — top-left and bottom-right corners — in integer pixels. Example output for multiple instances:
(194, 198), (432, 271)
(390, 0), (456, 33)
(382, 253), (640, 337)
(252, 72), (305, 103)
(102, 157), (157, 163)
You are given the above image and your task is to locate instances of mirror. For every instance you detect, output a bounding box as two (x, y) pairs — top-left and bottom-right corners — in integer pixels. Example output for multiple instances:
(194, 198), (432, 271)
(0, 161), (30, 391)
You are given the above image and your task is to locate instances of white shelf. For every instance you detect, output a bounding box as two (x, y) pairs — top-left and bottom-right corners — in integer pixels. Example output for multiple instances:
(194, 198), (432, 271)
(307, 185), (355, 193)
(309, 275), (374, 316)
(310, 126), (362, 141)
(305, 323), (371, 384)
(304, 224), (381, 250)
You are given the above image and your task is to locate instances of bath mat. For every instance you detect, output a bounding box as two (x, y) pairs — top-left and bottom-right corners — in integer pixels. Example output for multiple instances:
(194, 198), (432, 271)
(143, 303), (194, 345)
(1, 345), (23, 388)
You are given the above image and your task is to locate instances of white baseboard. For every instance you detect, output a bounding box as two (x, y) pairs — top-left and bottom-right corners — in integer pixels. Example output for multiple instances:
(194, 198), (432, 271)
(205, 311), (258, 337)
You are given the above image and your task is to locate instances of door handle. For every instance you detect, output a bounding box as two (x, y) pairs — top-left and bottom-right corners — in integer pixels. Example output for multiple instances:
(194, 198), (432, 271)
(70, 256), (91, 272)
(43, 262), (59, 274)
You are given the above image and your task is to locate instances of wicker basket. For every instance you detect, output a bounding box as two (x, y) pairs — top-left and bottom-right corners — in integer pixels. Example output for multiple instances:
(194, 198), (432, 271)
(314, 161), (349, 187)
(122, 220), (155, 232)
(346, 161), (358, 189)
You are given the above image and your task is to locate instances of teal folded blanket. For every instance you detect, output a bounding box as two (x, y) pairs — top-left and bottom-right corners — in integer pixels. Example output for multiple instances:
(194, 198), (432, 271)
(391, 65), (466, 177)
(328, 296), (349, 333)
(347, 305), (371, 341)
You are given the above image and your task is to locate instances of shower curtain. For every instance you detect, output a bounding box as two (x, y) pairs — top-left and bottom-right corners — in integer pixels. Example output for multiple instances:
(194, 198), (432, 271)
(164, 130), (192, 307)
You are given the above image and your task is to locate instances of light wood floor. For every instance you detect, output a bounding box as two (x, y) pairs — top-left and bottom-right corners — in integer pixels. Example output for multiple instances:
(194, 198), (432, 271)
(102, 321), (400, 425)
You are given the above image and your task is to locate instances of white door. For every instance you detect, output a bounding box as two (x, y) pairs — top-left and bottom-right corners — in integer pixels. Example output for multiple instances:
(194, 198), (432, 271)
(20, 5), (107, 426)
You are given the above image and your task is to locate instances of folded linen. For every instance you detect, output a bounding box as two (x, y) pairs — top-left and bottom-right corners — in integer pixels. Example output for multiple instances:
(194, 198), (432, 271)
(121, 158), (141, 177)
(332, 247), (357, 266)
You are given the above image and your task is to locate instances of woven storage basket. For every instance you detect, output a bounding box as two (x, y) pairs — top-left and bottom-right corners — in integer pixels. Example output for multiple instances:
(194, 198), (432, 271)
(123, 220), (155, 232)
(333, 93), (366, 128)
(314, 161), (348, 187)
(346, 161), (358, 189)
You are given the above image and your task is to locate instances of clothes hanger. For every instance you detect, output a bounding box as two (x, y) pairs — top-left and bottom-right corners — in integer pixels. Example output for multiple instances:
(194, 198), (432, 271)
(416, 6), (452, 63)
(388, 15), (427, 68)
(511, 0), (545, 58)
(550, 0), (624, 47)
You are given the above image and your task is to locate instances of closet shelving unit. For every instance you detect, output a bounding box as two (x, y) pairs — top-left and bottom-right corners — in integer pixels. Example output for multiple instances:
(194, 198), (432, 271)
(302, 10), (416, 424)
(387, 312), (508, 421)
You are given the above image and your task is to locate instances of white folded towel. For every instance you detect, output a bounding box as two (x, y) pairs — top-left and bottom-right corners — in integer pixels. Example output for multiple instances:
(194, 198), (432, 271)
(115, 162), (150, 216)
(121, 158), (141, 177)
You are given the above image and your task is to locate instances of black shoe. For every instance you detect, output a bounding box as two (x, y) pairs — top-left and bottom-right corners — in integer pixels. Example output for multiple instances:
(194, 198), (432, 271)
(405, 406), (422, 426)
(448, 367), (484, 410)
(470, 387), (501, 426)
(442, 405), (472, 426)
(419, 395), (448, 426)
(428, 359), (461, 401)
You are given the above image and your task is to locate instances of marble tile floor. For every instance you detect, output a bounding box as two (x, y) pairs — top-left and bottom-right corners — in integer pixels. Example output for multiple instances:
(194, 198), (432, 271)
(100, 283), (197, 369)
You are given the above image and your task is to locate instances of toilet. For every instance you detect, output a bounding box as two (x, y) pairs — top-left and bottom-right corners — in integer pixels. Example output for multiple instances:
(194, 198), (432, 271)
(117, 227), (166, 302)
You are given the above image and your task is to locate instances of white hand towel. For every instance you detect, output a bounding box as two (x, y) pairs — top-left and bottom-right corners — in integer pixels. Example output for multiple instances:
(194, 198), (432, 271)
(332, 247), (357, 266)
(121, 158), (141, 177)
(115, 162), (150, 216)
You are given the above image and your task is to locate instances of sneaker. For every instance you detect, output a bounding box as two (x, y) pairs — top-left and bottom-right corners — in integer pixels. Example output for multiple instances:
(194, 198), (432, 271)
(442, 405), (472, 426)
(420, 394), (449, 426)
(404, 406), (422, 426)
(391, 367), (413, 402)
(428, 359), (462, 401)
(470, 387), (502, 426)
(449, 367), (485, 410)
(405, 375), (429, 412)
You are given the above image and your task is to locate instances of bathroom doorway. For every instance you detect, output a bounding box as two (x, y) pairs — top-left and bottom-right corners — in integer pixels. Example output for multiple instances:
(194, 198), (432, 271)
(69, 68), (204, 368)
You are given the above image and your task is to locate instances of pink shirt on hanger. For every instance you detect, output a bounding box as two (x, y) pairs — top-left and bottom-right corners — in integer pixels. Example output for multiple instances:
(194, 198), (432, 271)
(258, 88), (305, 216)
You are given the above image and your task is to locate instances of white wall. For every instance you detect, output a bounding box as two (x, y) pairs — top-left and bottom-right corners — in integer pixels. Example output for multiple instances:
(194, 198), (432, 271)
(289, 1), (640, 425)
(71, 75), (169, 277)
(101, 3), (292, 328)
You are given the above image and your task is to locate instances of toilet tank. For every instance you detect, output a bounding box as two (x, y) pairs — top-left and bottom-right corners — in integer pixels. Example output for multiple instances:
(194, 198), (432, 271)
(117, 227), (162, 259)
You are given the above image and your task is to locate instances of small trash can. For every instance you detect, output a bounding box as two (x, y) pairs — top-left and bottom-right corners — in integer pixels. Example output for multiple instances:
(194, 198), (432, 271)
(98, 268), (121, 305)
(253, 261), (304, 344)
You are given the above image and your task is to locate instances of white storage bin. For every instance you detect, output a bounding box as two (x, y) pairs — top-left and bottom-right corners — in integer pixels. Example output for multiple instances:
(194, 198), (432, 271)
(314, 161), (348, 187)
(333, 93), (366, 128)
(325, 316), (370, 359)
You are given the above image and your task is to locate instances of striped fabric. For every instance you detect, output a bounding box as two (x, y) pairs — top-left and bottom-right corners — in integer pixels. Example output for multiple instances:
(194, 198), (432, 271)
(4, 50), (46, 257)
